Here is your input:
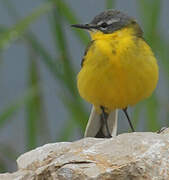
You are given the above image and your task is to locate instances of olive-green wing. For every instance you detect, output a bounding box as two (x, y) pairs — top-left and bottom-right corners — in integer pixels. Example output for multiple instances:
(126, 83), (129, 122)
(81, 40), (95, 67)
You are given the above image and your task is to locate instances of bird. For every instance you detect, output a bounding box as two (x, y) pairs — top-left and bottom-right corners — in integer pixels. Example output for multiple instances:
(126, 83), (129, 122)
(72, 10), (159, 138)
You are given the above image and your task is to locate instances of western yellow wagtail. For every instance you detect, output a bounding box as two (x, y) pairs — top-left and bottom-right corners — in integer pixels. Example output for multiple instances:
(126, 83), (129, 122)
(72, 10), (158, 138)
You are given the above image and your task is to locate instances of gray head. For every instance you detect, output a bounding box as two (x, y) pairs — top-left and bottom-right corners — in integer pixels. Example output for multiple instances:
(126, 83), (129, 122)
(72, 10), (139, 34)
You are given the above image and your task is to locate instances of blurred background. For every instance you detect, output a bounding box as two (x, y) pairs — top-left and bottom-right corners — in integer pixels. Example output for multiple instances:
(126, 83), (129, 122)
(0, 0), (169, 172)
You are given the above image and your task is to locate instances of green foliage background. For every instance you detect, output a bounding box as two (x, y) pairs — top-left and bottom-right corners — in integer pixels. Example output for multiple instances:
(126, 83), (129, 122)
(0, 0), (169, 172)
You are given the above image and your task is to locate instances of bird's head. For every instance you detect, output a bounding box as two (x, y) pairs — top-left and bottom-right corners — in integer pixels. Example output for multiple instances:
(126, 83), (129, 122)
(72, 10), (142, 40)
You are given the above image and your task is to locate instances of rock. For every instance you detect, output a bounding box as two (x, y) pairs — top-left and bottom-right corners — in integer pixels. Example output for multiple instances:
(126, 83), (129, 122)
(1, 129), (169, 180)
(0, 171), (34, 180)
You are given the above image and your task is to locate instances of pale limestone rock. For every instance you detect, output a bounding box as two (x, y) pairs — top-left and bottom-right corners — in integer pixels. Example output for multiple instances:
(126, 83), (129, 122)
(0, 171), (34, 180)
(1, 129), (169, 180)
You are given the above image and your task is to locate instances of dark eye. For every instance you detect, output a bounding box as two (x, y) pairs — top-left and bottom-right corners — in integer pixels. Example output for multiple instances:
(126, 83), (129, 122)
(100, 22), (108, 28)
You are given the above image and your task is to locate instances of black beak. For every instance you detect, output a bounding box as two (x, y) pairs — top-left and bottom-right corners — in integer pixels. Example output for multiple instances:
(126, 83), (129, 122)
(71, 24), (97, 30)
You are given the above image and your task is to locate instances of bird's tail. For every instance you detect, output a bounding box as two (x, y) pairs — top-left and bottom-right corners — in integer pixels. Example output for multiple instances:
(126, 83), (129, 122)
(84, 106), (118, 137)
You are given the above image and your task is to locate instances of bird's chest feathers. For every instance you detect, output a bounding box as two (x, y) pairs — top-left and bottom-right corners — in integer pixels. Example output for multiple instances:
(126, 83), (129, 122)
(84, 31), (136, 70)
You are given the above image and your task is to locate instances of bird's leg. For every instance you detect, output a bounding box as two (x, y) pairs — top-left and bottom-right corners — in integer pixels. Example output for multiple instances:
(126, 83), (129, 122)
(100, 106), (112, 138)
(123, 107), (135, 132)
(95, 118), (105, 138)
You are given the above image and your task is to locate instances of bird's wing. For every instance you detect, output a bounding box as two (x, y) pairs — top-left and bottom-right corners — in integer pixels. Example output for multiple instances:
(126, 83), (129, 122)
(84, 106), (118, 137)
(81, 40), (95, 67)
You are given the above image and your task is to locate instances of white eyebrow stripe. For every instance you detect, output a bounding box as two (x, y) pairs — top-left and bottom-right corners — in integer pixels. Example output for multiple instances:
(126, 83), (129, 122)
(106, 18), (120, 25)
(97, 18), (120, 26)
(97, 21), (104, 25)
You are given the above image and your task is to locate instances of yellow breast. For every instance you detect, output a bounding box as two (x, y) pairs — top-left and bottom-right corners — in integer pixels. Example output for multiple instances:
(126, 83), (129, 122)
(77, 27), (158, 112)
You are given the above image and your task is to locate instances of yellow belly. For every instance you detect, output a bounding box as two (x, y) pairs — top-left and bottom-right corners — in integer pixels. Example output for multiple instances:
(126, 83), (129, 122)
(77, 33), (158, 112)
